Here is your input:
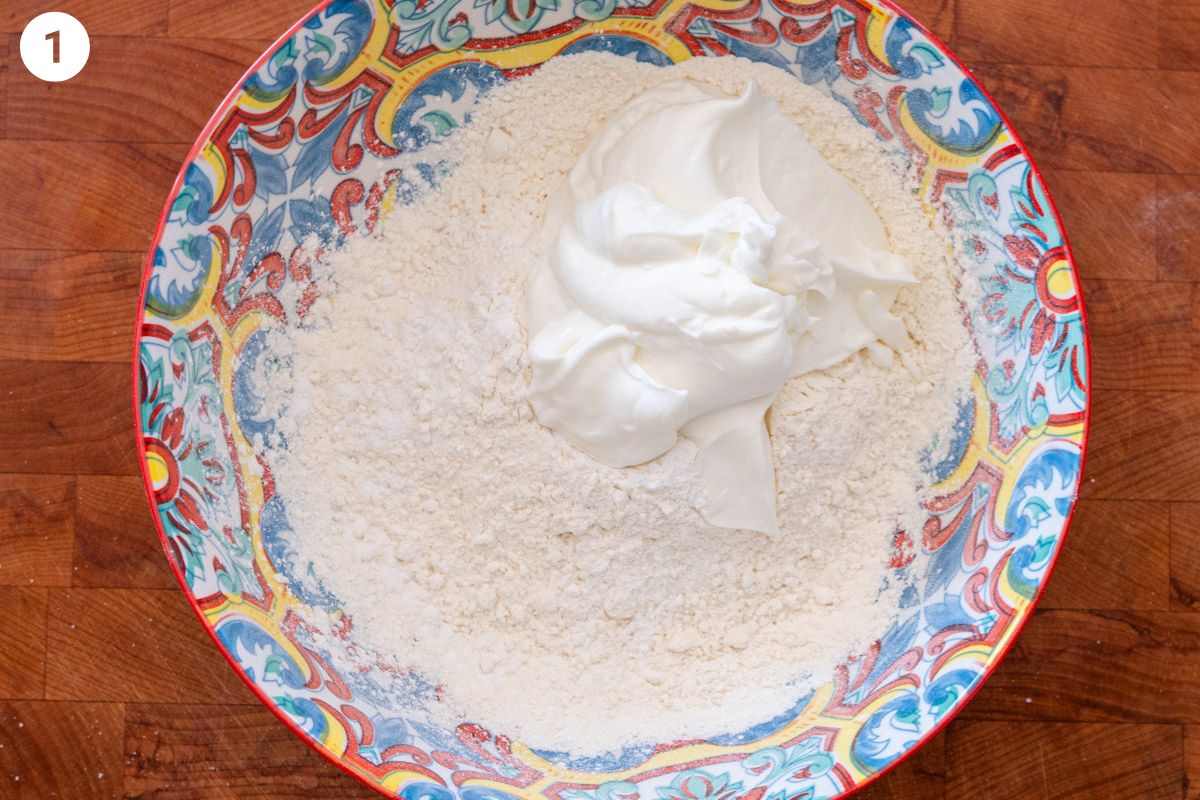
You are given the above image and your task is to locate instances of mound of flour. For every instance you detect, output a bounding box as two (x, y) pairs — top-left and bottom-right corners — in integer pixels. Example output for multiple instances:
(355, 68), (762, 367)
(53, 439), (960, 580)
(254, 53), (975, 755)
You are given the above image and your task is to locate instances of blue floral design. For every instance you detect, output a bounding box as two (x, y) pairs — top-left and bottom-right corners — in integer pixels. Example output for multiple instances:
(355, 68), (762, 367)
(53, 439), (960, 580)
(303, 0), (374, 83)
(392, 62), (506, 150)
(906, 79), (1002, 155)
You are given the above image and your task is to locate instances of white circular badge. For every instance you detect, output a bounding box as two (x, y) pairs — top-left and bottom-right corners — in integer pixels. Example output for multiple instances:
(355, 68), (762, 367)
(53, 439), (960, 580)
(20, 12), (90, 82)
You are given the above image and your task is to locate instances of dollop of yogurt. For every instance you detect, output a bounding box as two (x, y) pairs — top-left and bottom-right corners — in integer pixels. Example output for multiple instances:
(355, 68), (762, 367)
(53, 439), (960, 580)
(522, 79), (917, 535)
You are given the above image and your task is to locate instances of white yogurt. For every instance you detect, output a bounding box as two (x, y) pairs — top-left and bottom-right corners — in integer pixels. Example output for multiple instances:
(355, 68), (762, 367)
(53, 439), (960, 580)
(522, 79), (917, 535)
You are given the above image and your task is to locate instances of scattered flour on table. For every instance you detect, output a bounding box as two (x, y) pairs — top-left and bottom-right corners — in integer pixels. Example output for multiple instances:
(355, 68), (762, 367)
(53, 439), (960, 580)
(253, 53), (976, 755)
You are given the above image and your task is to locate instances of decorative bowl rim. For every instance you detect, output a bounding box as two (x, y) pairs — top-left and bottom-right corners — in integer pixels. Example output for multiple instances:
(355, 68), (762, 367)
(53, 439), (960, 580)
(130, 1), (1093, 796)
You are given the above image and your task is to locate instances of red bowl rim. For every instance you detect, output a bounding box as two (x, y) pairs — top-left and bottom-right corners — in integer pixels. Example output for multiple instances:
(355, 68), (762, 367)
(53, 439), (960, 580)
(129, 1), (1093, 796)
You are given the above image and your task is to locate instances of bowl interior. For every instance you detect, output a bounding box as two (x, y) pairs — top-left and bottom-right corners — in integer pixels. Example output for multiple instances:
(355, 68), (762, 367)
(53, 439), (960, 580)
(135, 0), (1088, 796)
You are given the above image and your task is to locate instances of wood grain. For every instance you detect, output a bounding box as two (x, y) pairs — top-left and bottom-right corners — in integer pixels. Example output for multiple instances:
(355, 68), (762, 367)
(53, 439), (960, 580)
(0, 0), (168, 36)
(954, 0), (1160, 69)
(5, 37), (270, 143)
(45, 589), (255, 705)
(0, 141), (182, 252)
(960, 610), (1200, 724)
(1039, 500), (1170, 611)
(0, 34), (8, 136)
(1158, 173), (1200, 281)
(0, 1), (1193, 797)
(1183, 725), (1200, 800)
(167, 0), (342, 40)
(1083, 390), (1200, 501)
(74, 476), (175, 590)
(0, 361), (135, 475)
(1047, 170), (1158, 281)
(1171, 504), (1200, 611)
(946, 722), (1183, 799)
(0, 251), (142, 363)
(123, 703), (381, 799)
(0, 474), (74, 586)
(1082, 279), (1195, 392)
(0, 588), (48, 700)
(0, 700), (126, 799)
(1161, 0), (1200, 71)
(979, 64), (1200, 174)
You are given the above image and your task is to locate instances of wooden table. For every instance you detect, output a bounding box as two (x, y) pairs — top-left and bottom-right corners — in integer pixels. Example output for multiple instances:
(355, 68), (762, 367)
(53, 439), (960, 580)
(0, 0), (1194, 797)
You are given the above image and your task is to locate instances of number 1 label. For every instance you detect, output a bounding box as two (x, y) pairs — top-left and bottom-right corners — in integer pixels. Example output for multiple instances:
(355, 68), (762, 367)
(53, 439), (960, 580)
(45, 29), (60, 63)
(19, 12), (89, 82)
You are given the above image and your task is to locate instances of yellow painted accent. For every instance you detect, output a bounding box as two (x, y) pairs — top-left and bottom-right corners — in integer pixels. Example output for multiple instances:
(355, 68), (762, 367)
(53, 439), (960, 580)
(145, 451), (169, 489)
(1046, 260), (1075, 299)
(323, 706), (351, 755)
(517, 683), (834, 791)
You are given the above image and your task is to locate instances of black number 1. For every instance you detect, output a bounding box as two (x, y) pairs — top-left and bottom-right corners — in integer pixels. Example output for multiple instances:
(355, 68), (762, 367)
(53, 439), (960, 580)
(45, 29), (60, 63)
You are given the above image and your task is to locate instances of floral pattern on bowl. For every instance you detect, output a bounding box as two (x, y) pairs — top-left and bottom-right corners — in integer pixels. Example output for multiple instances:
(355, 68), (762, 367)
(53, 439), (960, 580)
(134, 0), (1090, 797)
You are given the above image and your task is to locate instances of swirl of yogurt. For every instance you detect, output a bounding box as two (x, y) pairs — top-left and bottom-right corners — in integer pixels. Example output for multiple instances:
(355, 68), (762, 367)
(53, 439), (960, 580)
(522, 79), (916, 535)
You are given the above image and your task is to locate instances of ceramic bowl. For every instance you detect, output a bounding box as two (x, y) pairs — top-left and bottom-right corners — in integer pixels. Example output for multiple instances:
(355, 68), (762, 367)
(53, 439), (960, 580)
(134, 0), (1090, 796)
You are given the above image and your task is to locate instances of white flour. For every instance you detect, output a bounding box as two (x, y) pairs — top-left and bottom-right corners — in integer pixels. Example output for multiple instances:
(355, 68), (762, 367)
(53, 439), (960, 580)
(254, 53), (975, 755)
